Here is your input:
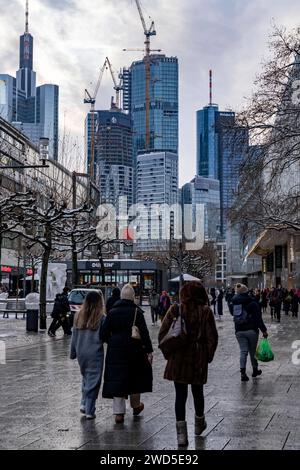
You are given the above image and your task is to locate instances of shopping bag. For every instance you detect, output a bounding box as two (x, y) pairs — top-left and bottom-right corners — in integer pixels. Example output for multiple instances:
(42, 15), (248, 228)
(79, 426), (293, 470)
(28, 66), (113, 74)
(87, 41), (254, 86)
(256, 338), (274, 362)
(158, 305), (187, 360)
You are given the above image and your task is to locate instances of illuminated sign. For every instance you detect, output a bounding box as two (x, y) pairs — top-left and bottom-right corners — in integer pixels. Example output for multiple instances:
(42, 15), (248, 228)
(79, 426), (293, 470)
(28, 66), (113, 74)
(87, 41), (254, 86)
(1, 266), (12, 273)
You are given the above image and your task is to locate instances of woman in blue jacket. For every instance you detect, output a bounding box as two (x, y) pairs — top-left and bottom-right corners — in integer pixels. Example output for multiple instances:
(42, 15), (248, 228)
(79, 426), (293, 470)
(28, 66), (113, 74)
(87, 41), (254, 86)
(70, 291), (106, 419)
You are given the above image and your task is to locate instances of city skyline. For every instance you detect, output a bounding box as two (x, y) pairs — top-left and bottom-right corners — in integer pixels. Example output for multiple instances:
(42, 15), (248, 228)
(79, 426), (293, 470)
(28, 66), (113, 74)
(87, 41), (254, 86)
(0, 0), (300, 184)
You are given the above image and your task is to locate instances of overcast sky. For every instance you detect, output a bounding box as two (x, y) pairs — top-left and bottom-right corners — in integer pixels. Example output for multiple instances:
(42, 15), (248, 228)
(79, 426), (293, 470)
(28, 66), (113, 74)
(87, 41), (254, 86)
(0, 0), (299, 185)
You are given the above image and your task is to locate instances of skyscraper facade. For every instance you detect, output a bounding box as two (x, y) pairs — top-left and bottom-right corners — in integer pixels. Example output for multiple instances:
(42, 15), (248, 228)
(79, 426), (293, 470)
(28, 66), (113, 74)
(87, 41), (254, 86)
(197, 105), (248, 237)
(94, 109), (133, 206)
(123, 55), (178, 162)
(181, 176), (220, 242)
(0, 3), (59, 160)
(135, 151), (178, 252)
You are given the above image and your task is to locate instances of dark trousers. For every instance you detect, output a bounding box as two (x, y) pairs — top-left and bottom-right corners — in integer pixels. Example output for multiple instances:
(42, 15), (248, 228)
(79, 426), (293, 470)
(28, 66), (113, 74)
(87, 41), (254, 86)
(174, 382), (204, 421)
(150, 307), (158, 323)
(49, 317), (71, 334)
(274, 305), (281, 322)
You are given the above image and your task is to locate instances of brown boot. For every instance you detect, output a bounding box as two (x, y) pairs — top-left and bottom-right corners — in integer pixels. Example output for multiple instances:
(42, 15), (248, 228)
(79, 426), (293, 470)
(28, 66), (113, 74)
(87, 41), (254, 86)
(176, 421), (188, 447)
(115, 414), (124, 424)
(195, 415), (207, 435)
(133, 402), (144, 416)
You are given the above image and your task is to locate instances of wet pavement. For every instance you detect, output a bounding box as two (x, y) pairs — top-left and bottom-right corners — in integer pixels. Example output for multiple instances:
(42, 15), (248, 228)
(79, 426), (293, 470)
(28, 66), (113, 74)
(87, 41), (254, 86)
(0, 307), (299, 450)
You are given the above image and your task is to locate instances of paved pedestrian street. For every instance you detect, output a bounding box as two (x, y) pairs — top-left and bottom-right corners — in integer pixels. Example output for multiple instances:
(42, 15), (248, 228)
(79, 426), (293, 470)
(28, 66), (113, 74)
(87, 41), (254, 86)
(0, 308), (300, 450)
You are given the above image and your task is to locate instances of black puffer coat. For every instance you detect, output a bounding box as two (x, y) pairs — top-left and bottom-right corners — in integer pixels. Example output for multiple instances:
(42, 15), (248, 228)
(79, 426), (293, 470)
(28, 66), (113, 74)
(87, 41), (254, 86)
(102, 299), (153, 398)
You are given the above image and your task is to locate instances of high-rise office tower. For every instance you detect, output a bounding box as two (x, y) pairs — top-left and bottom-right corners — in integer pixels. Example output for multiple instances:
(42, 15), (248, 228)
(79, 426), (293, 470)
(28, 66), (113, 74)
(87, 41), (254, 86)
(182, 176), (220, 242)
(0, 1), (59, 160)
(93, 108), (133, 207)
(16, 1), (36, 101)
(197, 100), (248, 236)
(136, 151), (178, 252)
(123, 54), (178, 163)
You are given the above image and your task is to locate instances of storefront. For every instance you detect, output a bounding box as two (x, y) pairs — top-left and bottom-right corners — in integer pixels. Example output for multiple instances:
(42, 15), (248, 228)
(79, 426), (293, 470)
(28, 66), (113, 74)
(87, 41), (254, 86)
(0, 266), (34, 296)
(66, 259), (167, 298)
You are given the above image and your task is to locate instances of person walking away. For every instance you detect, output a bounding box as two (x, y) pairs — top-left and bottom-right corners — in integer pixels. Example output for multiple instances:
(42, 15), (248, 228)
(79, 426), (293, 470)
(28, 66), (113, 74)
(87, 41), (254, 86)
(273, 288), (283, 323)
(225, 288), (235, 315)
(231, 284), (268, 382)
(291, 291), (299, 318)
(283, 290), (291, 316)
(159, 291), (171, 322)
(158, 282), (218, 447)
(217, 288), (224, 320)
(210, 288), (217, 316)
(149, 289), (160, 325)
(70, 291), (106, 419)
(102, 284), (153, 424)
(48, 287), (71, 336)
(261, 289), (268, 313)
(106, 287), (121, 313)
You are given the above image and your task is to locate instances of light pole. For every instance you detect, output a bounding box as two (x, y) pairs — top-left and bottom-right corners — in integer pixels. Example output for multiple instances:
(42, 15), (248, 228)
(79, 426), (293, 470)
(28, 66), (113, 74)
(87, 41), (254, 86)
(71, 171), (92, 287)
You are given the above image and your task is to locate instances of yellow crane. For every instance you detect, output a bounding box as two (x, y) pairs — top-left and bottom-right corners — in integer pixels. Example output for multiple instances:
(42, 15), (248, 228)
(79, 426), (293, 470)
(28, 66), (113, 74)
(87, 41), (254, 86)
(124, 0), (161, 151)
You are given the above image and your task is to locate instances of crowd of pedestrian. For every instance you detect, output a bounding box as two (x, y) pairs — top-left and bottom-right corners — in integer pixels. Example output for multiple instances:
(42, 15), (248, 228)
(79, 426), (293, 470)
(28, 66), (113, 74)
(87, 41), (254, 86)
(40, 279), (299, 447)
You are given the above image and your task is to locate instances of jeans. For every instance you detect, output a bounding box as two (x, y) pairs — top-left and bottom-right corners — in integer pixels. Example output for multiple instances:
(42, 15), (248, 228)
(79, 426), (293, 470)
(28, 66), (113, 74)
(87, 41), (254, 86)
(81, 374), (102, 416)
(113, 394), (141, 415)
(236, 330), (259, 369)
(174, 382), (204, 421)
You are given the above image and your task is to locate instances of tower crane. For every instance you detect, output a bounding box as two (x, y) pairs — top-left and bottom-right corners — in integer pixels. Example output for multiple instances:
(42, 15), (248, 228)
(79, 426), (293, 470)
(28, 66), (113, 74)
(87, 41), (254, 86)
(124, 0), (161, 151)
(84, 58), (108, 179)
(106, 57), (123, 109)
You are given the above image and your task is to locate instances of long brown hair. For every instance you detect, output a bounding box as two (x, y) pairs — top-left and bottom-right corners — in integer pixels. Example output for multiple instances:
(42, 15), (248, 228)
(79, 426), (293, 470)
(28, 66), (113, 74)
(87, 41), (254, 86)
(74, 291), (105, 330)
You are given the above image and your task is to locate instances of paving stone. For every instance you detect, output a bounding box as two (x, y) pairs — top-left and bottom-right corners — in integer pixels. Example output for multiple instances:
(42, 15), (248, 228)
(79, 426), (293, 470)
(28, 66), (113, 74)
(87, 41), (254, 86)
(0, 307), (299, 450)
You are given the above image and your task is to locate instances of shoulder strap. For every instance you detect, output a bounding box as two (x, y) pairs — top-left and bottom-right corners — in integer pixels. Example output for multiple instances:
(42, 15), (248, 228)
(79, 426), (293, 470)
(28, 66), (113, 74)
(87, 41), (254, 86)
(133, 307), (138, 326)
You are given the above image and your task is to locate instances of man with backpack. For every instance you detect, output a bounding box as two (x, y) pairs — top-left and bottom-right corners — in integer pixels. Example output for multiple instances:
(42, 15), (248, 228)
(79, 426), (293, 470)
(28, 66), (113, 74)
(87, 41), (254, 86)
(231, 284), (268, 382)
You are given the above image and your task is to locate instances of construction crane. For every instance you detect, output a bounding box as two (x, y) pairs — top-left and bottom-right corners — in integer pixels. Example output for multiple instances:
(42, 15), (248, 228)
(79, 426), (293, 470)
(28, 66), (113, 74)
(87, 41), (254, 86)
(106, 57), (123, 109)
(84, 58), (108, 179)
(124, 0), (161, 151)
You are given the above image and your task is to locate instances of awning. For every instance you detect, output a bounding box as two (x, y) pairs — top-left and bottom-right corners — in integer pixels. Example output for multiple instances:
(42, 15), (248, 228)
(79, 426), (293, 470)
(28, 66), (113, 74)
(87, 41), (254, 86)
(170, 273), (202, 282)
(246, 228), (293, 258)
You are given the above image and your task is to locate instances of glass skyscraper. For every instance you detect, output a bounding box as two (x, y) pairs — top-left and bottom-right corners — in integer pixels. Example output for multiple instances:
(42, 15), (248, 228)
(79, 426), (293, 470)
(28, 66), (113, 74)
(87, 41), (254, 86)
(0, 4), (59, 160)
(94, 109), (133, 207)
(123, 54), (178, 162)
(197, 105), (248, 237)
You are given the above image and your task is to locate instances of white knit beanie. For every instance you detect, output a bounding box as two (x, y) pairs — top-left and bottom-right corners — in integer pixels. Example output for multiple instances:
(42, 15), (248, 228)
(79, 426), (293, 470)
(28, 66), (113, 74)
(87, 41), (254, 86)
(121, 284), (135, 301)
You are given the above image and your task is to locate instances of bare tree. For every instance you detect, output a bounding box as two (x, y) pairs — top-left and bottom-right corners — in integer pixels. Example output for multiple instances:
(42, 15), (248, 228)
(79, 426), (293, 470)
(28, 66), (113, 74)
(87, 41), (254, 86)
(231, 25), (300, 233)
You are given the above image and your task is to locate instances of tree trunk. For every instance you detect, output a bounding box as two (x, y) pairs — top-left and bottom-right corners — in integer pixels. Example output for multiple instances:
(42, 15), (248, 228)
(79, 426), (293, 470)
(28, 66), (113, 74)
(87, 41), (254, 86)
(72, 234), (78, 287)
(31, 259), (35, 293)
(39, 248), (50, 330)
(97, 244), (106, 285)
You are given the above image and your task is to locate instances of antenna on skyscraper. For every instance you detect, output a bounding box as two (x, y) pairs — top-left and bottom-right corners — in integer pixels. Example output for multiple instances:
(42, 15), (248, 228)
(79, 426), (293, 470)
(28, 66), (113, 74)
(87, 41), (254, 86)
(25, 0), (29, 33)
(209, 70), (212, 106)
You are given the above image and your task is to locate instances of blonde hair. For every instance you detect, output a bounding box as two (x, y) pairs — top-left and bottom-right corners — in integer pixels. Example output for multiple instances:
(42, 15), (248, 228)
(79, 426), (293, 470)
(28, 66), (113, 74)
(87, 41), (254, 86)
(74, 291), (105, 330)
(121, 284), (135, 301)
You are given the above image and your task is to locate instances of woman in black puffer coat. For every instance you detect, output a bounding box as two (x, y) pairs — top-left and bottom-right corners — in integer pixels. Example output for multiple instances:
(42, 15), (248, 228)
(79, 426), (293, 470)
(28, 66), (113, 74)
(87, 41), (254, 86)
(102, 284), (153, 423)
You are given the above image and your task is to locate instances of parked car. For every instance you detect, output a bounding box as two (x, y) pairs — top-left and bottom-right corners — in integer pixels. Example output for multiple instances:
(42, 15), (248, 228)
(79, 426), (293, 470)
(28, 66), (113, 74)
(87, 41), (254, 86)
(68, 286), (114, 316)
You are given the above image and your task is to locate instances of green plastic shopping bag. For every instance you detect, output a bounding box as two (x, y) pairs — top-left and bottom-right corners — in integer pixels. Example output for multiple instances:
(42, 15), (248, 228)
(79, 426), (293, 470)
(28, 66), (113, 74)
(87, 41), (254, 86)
(256, 338), (274, 362)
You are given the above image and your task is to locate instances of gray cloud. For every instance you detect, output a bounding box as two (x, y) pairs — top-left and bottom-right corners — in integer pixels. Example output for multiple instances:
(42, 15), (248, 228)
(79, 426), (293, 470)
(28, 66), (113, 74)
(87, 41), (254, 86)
(40, 0), (76, 10)
(0, 0), (300, 184)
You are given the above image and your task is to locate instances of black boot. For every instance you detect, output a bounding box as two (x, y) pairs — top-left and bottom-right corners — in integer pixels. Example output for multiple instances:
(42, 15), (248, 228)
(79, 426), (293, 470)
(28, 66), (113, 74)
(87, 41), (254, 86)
(240, 368), (249, 382)
(252, 367), (262, 378)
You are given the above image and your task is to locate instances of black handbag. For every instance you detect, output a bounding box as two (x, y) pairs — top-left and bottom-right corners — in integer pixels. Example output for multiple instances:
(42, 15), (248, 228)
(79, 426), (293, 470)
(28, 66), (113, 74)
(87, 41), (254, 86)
(158, 304), (187, 360)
